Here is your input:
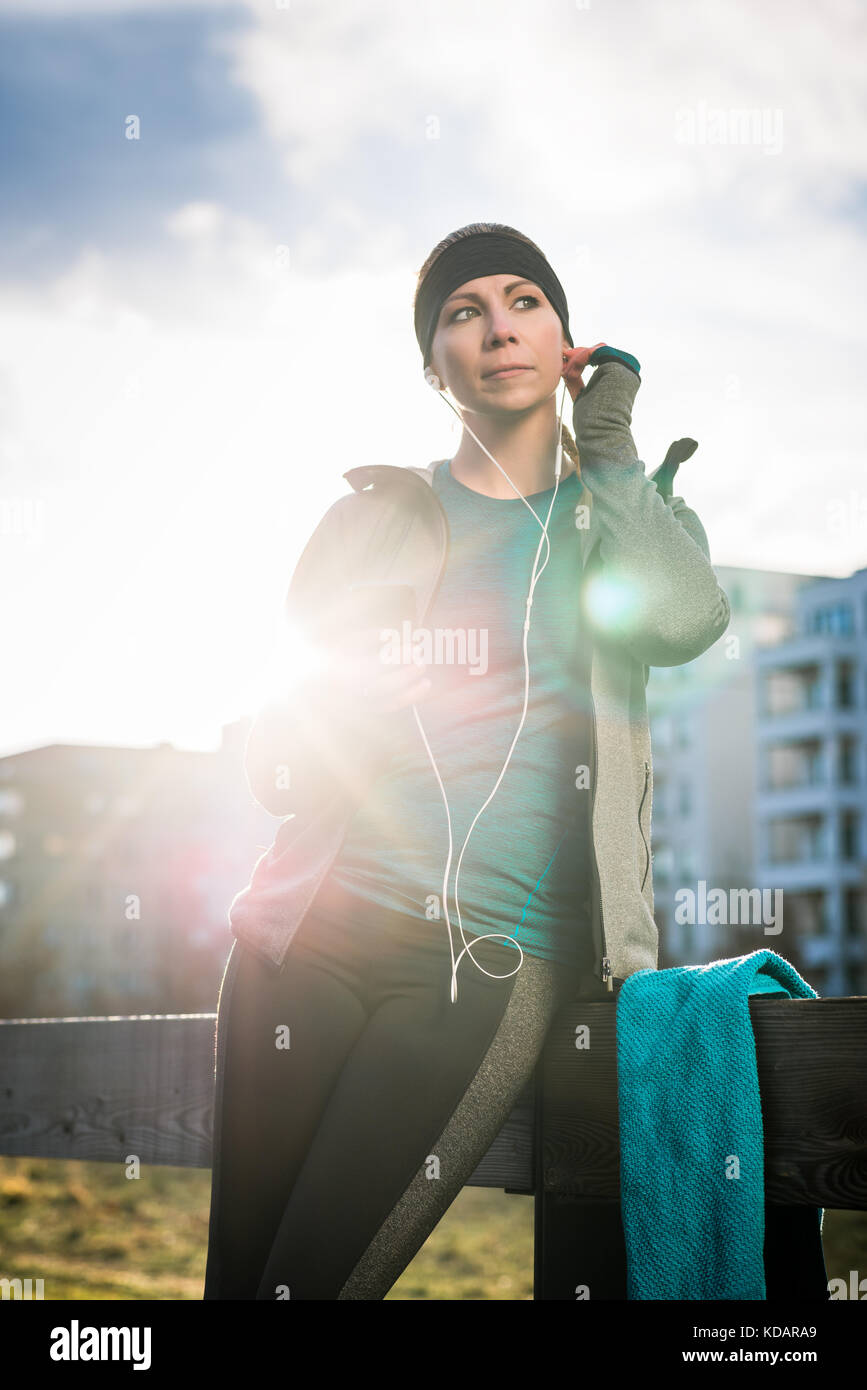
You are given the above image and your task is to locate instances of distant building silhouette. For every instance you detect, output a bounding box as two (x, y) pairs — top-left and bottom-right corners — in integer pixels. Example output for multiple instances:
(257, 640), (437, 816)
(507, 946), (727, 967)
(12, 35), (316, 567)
(0, 719), (276, 1016)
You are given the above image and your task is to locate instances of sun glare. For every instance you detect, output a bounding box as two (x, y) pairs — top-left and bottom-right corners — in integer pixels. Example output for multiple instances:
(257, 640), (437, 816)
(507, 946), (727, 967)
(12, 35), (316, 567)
(584, 573), (641, 635)
(245, 618), (327, 715)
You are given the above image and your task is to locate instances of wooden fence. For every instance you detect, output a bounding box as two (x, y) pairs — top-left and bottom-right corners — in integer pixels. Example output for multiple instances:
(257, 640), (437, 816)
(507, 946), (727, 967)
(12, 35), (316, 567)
(1, 995), (866, 1298)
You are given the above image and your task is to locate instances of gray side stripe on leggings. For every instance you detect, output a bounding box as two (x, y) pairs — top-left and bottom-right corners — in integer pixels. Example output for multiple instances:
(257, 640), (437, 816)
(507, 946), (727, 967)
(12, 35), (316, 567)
(337, 952), (573, 1300)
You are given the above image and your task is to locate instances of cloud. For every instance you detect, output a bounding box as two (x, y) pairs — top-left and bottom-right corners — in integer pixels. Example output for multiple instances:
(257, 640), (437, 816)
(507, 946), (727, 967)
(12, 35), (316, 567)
(0, 0), (865, 756)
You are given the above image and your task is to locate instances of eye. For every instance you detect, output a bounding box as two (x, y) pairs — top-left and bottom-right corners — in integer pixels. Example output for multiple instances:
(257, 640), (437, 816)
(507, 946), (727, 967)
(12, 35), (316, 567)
(448, 294), (540, 324)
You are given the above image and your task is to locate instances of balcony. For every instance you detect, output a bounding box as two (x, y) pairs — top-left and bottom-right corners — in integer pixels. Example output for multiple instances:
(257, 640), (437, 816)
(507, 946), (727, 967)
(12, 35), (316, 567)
(759, 739), (863, 817)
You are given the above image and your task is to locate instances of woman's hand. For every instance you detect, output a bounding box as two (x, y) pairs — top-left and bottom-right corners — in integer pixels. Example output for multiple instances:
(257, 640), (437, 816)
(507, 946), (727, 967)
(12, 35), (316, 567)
(562, 343), (607, 402)
(562, 344), (642, 403)
(330, 626), (433, 714)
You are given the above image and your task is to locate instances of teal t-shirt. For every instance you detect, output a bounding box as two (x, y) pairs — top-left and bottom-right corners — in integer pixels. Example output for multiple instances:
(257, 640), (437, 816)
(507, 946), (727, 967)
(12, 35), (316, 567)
(319, 458), (595, 971)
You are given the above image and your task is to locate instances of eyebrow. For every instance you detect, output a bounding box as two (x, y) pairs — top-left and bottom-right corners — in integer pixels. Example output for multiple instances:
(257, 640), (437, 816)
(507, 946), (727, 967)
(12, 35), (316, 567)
(441, 279), (539, 309)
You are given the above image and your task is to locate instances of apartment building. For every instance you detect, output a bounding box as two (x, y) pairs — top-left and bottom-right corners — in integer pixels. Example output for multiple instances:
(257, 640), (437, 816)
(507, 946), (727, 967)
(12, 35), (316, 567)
(647, 563), (866, 996)
(754, 568), (867, 997)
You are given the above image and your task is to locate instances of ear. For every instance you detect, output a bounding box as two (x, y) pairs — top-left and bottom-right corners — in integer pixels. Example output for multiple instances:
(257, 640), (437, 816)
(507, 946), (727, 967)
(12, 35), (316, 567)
(424, 358), (445, 392)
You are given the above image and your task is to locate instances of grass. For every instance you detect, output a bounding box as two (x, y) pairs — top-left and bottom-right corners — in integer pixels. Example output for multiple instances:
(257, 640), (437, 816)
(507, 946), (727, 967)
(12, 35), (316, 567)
(0, 1155), (864, 1300)
(0, 1156), (534, 1300)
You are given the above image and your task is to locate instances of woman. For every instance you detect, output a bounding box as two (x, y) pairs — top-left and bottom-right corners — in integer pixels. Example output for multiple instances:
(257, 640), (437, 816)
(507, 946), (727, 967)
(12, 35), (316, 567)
(203, 222), (730, 1300)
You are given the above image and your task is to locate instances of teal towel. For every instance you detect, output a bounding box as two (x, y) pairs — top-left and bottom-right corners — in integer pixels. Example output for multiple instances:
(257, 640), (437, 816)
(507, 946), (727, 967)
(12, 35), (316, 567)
(616, 950), (824, 1300)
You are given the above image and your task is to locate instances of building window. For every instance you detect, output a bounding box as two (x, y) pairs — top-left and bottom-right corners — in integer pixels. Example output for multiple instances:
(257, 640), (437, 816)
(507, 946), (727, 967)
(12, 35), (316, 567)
(841, 812), (860, 861)
(844, 889), (864, 940)
(678, 782), (692, 815)
(836, 660), (856, 708)
(763, 666), (821, 715)
(839, 736), (858, 785)
(768, 816), (824, 863)
(767, 741), (823, 790)
(807, 603), (854, 637)
(786, 890), (824, 940)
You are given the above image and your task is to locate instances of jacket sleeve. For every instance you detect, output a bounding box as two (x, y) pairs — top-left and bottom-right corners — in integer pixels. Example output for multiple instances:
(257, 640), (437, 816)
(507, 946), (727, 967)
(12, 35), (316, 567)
(573, 360), (731, 667)
(243, 494), (391, 817)
(243, 672), (391, 817)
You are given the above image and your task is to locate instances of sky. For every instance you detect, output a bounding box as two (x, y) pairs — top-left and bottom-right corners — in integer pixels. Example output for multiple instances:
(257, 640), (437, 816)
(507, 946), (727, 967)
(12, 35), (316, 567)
(0, 0), (865, 758)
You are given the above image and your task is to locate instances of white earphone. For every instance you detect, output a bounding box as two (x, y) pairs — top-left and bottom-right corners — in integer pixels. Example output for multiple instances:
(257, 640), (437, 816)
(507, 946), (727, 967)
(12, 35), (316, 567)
(413, 364), (572, 1004)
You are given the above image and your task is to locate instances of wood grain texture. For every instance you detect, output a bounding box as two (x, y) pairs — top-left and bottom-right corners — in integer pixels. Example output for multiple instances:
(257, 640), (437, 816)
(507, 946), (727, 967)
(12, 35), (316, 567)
(1, 997), (865, 1207)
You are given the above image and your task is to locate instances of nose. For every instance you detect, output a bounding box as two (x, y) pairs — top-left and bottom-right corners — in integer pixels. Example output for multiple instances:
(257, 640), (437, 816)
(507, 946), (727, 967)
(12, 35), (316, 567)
(484, 307), (519, 347)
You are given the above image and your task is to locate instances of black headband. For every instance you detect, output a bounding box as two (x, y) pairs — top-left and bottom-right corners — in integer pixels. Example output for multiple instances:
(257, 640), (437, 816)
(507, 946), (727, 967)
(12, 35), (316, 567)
(414, 231), (574, 370)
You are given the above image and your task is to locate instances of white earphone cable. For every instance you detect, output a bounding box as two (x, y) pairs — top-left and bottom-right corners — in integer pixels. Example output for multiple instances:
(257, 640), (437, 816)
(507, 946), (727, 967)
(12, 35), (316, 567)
(411, 372), (571, 1003)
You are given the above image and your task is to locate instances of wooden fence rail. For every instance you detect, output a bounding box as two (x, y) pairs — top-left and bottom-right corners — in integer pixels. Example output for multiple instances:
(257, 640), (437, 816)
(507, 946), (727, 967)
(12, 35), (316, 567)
(1, 995), (866, 1297)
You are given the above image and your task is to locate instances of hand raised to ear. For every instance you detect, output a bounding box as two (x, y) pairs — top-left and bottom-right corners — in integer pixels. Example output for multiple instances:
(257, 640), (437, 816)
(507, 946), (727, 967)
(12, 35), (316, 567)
(562, 344), (642, 402)
(561, 343), (607, 401)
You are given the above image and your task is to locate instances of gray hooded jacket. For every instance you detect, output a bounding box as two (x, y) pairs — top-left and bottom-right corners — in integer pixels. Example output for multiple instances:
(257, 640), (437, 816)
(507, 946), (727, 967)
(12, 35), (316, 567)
(228, 360), (731, 990)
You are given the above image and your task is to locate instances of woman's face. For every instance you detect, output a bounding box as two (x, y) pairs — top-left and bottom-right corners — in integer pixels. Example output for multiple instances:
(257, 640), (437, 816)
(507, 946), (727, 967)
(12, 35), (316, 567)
(427, 271), (569, 413)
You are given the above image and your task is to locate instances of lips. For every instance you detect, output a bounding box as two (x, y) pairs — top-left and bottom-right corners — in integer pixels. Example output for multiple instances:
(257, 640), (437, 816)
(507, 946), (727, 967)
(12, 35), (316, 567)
(482, 365), (533, 379)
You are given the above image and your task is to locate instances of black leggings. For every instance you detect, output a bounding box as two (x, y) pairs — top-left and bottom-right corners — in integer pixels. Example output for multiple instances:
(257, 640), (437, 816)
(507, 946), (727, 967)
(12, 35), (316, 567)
(203, 881), (587, 1300)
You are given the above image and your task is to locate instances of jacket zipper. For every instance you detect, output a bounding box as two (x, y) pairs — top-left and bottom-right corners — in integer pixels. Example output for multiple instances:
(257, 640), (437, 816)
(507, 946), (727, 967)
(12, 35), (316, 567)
(582, 525), (610, 991)
(639, 759), (651, 892)
(588, 681), (611, 991)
